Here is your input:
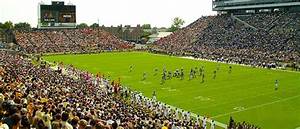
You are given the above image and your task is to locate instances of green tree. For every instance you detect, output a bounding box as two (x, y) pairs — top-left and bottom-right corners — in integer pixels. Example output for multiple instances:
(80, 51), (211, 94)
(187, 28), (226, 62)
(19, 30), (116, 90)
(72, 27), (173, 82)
(77, 23), (88, 29)
(0, 21), (14, 30)
(90, 23), (99, 28)
(151, 27), (158, 34)
(142, 24), (151, 29)
(14, 22), (31, 31)
(141, 31), (152, 39)
(168, 17), (185, 32)
(123, 27), (130, 40)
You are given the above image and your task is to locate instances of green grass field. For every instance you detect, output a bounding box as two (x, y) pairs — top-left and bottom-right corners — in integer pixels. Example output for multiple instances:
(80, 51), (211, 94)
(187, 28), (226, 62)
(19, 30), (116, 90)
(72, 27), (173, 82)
(43, 52), (300, 129)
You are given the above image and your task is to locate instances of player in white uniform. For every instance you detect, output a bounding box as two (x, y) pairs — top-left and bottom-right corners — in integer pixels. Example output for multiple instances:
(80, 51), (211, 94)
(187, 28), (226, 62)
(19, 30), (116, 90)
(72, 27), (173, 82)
(202, 117), (207, 129)
(175, 108), (179, 119)
(275, 79), (279, 90)
(196, 115), (200, 126)
(187, 112), (191, 121)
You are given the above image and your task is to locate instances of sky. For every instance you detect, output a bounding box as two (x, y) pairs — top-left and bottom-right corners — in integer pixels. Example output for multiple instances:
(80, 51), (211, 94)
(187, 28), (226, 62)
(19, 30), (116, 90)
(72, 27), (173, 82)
(0, 0), (216, 28)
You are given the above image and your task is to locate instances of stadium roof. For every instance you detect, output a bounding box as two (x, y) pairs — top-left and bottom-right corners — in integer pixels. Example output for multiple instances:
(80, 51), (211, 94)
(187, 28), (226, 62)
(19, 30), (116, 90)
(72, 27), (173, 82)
(214, 1), (300, 11)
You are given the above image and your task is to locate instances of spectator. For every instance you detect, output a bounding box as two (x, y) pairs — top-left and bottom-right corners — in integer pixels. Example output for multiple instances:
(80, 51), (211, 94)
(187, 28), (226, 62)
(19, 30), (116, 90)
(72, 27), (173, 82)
(0, 117), (9, 129)
(154, 12), (300, 68)
(11, 113), (22, 129)
(15, 28), (134, 54)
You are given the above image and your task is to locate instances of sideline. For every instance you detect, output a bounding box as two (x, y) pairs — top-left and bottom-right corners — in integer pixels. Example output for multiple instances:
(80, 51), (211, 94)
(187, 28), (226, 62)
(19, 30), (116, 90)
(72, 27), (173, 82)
(179, 56), (300, 74)
(158, 101), (228, 128)
(149, 52), (299, 74)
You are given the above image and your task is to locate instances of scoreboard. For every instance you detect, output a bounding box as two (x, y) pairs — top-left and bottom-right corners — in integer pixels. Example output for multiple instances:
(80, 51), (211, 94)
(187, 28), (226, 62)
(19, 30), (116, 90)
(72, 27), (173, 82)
(38, 1), (76, 28)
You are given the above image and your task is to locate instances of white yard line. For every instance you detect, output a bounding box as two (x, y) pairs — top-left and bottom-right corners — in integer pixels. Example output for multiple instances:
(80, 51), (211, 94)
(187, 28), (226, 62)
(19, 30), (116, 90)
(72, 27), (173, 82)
(211, 94), (300, 119)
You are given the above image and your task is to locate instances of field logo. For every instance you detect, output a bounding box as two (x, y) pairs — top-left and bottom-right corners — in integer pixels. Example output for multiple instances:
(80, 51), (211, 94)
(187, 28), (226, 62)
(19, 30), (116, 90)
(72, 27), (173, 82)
(194, 96), (212, 101)
(233, 106), (245, 111)
(161, 87), (177, 92)
(139, 81), (151, 85)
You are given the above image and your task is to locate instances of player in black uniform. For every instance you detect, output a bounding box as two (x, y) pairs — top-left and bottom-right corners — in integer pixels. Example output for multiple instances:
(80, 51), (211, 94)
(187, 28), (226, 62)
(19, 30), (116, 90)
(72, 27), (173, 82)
(229, 66), (232, 74)
(129, 65), (134, 72)
(213, 70), (217, 79)
(161, 71), (167, 85)
(154, 67), (158, 76)
(142, 72), (147, 80)
(180, 68), (184, 80)
(201, 73), (205, 83)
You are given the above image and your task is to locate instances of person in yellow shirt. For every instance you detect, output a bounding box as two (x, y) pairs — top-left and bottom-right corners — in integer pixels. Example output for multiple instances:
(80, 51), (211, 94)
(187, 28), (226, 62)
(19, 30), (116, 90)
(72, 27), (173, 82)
(162, 123), (168, 129)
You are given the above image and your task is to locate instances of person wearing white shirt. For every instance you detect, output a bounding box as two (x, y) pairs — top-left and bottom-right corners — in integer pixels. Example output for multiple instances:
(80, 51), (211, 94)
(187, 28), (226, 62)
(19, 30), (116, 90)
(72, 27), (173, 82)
(210, 120), (215, 129)
(0, 120), (9, 129)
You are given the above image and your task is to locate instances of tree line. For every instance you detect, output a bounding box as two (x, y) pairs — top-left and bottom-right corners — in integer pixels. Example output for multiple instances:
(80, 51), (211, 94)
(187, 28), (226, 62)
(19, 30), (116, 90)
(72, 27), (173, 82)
(1, 17), (185, 32)
(0, 17), (185, 43)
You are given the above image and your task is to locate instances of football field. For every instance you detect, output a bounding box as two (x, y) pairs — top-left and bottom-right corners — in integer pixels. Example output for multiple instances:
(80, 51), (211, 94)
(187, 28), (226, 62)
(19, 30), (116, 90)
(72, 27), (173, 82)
(43, 52), (300, 129)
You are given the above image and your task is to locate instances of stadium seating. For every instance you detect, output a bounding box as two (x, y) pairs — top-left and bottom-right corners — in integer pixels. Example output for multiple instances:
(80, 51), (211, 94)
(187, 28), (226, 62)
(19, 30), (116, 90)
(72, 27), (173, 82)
(15, 28), (134, 54)
(154, 12), (300, 68)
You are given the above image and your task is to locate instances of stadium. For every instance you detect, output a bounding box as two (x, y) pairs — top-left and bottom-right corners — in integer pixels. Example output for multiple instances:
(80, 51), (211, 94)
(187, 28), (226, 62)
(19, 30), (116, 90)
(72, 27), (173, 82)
(0, 0), (300, 129)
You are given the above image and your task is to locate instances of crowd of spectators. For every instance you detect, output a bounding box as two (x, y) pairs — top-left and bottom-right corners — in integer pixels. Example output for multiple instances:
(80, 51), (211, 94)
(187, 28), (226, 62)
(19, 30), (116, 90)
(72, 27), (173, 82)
(154, 16), (214, 54)
(0, 50), (221, 129)
(154, 12), (300, 68)
(14, 31), (39, 53)
(15, 28), (134, 54)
